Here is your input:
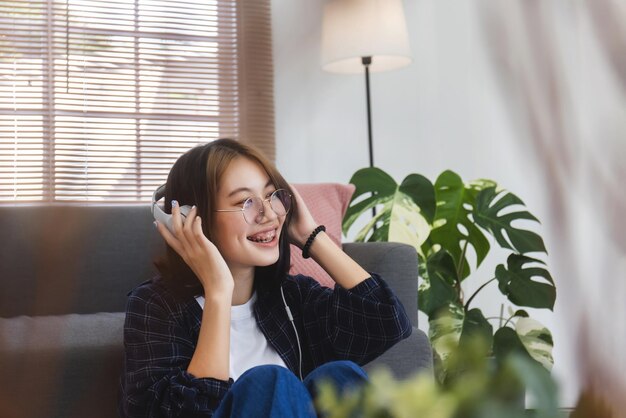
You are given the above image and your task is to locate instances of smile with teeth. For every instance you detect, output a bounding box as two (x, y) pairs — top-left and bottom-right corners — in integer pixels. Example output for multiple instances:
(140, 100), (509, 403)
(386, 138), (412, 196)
(247, 229), (277, 243)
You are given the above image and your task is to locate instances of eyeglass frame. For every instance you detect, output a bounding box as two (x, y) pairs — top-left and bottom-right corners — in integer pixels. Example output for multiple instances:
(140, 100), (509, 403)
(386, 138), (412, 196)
(214, 188), (292, 225)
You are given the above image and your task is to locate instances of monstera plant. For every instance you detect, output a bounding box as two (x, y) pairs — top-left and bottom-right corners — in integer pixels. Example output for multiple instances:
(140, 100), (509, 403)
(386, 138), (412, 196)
(342, 168), (556, 381)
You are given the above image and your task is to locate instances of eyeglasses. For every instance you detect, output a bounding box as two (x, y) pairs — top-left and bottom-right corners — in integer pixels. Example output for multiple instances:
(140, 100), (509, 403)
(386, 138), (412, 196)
(215, 189), (292, 225)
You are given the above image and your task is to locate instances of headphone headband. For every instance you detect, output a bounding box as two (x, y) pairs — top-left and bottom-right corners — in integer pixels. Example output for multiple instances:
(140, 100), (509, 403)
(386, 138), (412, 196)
(152, 184), (166, 217)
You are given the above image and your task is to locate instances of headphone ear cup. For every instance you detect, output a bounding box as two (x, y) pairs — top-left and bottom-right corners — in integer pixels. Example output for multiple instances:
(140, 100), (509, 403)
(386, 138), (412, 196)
(152, 184), (174, 233)
(153, 203), (193, 234)
(151, 184), (194, 234)
(153, 203), (174, 233)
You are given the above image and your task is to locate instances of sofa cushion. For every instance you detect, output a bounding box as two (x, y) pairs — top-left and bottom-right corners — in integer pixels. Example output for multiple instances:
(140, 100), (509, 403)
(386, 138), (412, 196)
(0, 312), (125, 418)
(289, 183), (355, 288)
(0, 312), (125, 350)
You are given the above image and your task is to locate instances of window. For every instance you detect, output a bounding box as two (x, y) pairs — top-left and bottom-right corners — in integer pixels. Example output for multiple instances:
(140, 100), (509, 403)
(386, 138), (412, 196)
(0, 0), (273, 203)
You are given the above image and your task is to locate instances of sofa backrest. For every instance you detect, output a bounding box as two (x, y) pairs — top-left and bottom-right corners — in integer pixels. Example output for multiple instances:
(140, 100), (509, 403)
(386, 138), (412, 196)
(0, 183), (358, 317)
(0, 205), (161, 317)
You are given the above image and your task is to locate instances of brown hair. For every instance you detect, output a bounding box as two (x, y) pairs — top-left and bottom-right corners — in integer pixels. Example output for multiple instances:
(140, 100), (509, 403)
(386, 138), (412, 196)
(155, 138), (295, 298)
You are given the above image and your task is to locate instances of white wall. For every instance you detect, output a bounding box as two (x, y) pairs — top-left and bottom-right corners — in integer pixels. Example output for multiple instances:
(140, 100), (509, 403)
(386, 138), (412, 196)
(271, 0), (584, 408)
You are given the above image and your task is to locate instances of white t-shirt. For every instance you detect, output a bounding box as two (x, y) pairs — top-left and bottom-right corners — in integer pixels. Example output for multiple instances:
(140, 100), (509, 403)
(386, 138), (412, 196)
(195, 292), (288, 381)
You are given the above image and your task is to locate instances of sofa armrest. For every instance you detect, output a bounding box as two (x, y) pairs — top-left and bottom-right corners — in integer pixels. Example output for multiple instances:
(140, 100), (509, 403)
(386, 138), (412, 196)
(342, 242), (419, 326)
(342, 242), (433, 378)
(363, 327), (433, 379)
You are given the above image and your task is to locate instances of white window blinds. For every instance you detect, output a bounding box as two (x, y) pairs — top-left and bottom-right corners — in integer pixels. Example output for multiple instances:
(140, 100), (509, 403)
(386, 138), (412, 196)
(0, 0), (274, 203)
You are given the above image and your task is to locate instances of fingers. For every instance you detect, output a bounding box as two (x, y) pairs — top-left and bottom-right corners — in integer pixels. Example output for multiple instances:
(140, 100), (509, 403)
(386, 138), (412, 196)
(289, 184), (305, 206)
(191, 214), (211, 250)
(183, 206), (211, 252)
(178, 205), (200, 256)
(181, 205), (197, 238)
(155, 219), (184, 256)
(287, 184), (318, 246)
(155, 203), (206, 259)
(289, 184), (312, 220)
(170, 200), (184, 233)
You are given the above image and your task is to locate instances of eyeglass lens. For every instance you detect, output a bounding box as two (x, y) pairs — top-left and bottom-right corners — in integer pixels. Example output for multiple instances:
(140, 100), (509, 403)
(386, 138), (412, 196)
(243, 189), (291, 224)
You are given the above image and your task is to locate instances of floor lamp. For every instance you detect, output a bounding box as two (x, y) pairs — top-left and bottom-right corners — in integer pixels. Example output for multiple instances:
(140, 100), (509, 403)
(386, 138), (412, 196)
(321, 0), (412, 218)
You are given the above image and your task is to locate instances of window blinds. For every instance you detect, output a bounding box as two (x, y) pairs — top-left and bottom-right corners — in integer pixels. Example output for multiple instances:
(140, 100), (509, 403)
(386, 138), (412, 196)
(0, 0), (273, 203)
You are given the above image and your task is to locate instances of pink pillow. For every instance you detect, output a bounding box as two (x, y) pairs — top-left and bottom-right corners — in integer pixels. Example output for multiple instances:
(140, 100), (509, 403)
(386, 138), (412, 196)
(289, 183), (356, 288)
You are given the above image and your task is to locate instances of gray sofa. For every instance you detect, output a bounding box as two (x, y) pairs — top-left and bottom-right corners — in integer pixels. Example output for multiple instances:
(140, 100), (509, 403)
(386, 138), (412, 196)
(0, 205), (432, 418)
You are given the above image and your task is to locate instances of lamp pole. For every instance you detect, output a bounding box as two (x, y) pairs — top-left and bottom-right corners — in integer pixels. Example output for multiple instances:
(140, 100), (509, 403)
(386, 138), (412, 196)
(362, 56), (377, 224)
(363, 56), (374, 168)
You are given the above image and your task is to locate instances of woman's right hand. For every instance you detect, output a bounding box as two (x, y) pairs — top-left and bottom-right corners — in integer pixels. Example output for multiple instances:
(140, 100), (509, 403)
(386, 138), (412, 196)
(155, 202), (234, 298)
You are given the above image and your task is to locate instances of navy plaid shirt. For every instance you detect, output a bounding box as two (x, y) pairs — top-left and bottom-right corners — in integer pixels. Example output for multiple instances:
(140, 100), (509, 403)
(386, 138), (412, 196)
(118, 273), (412, 418)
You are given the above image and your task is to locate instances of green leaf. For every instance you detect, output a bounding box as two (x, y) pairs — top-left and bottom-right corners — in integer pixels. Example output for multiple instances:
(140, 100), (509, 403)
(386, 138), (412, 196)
(496, 255), (556, 310)
(467, 178), (499, 196)
(506, 355), (559, 418)
(368, 222), (390, 242)
(460, 308), (493, 354)
(419, 250), (459, 317)
(511, 309), (529, 318)
(473, 187), (547, 254)
(427, 170), (490, 279)
(388, 191), (431, 251)
(515, 317), (554, 371)
(343, 167), (397, 236)
(342, 167), (434, 252)
(353, 203), (389, 242)
(428, 304), (464, 366)
(398, 173), (436, 223)
(492, 327), (532, 365)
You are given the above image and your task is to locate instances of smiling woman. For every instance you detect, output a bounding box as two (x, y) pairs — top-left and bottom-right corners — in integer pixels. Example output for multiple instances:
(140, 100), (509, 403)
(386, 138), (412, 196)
(118, 138), (413, 417)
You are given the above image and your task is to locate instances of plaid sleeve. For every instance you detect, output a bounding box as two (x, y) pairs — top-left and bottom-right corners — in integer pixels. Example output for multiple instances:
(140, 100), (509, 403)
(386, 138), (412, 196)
(119, 283), (232, 418)
(295, 273), (413, 367)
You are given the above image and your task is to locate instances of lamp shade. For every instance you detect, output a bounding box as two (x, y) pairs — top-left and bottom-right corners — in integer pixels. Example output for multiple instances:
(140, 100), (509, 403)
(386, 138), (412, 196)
(321, 0), (411, 74)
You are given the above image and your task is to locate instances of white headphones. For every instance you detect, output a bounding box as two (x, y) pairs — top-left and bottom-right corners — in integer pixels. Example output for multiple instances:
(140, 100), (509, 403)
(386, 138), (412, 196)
(151, 184), (193, 233)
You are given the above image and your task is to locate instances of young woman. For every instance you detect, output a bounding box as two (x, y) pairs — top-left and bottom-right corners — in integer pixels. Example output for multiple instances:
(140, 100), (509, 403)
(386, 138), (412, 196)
(119, 139), (412, 417)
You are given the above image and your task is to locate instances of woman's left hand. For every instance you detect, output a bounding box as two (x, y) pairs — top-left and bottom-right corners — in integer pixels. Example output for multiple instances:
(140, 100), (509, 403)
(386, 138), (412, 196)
(288, 185), (319, 248)
(287, 184), (370, 289)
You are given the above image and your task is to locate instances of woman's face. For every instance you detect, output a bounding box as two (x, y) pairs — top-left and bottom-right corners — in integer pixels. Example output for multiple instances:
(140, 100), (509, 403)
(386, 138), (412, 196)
(211, 156), (285, 278)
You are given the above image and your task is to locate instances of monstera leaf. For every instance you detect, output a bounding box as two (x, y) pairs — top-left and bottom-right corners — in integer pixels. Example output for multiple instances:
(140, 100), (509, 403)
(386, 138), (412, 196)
(492, 318), (554, 373)
(515, 317), (554, 371)
(418, 250), (459, 317)
(496, 254), (556, 310)
(459, 308), (493, 355)
(429, 305), (495, 378)
(343, 167), (435, 252)
(473, 187), (547, 254)
(425, 171), (491, 280)
(428, 304), (464, 367)
(493, 327), (530, 365)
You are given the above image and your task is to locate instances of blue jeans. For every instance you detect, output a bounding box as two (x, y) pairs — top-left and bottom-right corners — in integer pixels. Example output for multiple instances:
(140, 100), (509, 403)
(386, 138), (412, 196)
(213, 360), (368, 417)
